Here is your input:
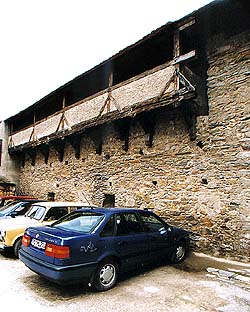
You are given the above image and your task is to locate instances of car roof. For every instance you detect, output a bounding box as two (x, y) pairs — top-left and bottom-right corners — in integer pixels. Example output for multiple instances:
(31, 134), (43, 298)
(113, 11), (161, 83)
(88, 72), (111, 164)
(75, 207), (153, 214)
(31, 201), (94, 208)
(10, 199), (46, 204)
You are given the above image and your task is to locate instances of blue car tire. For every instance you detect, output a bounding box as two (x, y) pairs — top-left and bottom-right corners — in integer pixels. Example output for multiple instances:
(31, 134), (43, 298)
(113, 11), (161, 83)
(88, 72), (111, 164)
(93, 258), (119, 291)
(170, 240), (187, 264)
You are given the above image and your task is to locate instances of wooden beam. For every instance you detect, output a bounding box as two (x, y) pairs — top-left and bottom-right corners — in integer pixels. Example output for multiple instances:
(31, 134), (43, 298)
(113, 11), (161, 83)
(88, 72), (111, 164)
(177, 70), (195, 92)
(26, 148), (36, 166)
(8, 90), (196, 155)
(38, 144), (50, 164)
(88, 128), (103, 155)
(21, 152), (25, 168)
(181, 100), (197, 141)
(51, 139), (65, 162)
(114, 118), (131, 151)
(173, 50), (196, 64)
(178, 19), (195, 31)
(137, 112), (156, 147)
(69, 133), (82, 159)
(173, 29), (180, 91)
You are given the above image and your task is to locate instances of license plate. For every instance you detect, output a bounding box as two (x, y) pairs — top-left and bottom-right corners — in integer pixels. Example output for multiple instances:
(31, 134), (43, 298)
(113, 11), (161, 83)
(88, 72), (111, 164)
(31, 238), (46, 250)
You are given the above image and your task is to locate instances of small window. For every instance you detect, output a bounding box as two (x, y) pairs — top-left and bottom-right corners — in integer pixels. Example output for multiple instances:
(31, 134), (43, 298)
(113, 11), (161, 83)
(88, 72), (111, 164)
(116, 212), (144, 236)
(140, 212), (166, 233)
(103, 194), (115, 207)
(44, 207), (68, 221)
(100, 215), (115, 237)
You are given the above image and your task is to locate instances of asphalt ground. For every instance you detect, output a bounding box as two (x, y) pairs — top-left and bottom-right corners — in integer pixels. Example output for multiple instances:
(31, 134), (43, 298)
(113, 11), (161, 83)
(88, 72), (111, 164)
(0, 251), (249, 312)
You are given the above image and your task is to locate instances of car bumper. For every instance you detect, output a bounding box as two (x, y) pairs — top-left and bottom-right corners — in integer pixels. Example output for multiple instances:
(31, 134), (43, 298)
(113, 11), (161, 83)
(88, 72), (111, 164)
(19, 249), (97, 285)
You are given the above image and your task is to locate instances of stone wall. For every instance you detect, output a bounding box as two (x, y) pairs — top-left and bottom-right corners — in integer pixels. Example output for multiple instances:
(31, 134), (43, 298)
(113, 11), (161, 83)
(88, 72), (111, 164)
(195, 30), (250, 261)
(18, 31), (250, 262)
(0, 121), (19, 189)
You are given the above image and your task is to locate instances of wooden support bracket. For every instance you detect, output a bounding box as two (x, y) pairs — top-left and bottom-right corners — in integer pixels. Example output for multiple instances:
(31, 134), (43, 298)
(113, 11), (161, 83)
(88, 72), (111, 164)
(52, 139), (65, 162)
(88, 128), (103, 155)
(114, 118), (131, 151)
(8, 136), (15, 149)
(181, 100), (197, 141)
(26, 148), (37, 166)
(20, 152), (26, 168)
(137, 112), (156, 147)
(177, 70), (195, 92)
(69, 133), (82, 159)
(38, 144), (50, 164)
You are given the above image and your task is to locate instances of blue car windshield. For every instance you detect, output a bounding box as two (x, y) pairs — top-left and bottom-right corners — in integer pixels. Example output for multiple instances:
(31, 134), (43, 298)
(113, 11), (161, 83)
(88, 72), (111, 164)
(52, 211), (104, 233)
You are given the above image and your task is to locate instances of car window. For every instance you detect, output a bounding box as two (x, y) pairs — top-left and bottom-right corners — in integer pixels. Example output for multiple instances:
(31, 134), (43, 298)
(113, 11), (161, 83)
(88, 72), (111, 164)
(100, 215), (115, 237)
(0, 202), (21, 216)
(68, 206), (80, 213)
(13, 202), (31, 216)
(0, 201), (19, 212)
(26, 205), (46, 220)
(116, 212), (144, 236)
(52, 211), (104, 233)
(43, 207), (69, 221)
(139, 212), (166, 232)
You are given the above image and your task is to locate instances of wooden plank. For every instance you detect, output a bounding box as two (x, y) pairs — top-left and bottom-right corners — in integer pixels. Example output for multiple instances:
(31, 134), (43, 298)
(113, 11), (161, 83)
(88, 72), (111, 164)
(173, 50), (196, 64)
(178, 19), (195, 31)
(173, 30), (180, 90)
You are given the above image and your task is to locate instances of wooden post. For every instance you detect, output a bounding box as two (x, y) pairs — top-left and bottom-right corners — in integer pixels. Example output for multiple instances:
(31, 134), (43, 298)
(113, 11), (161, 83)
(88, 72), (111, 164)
(173, 29), (180, 90)
(107, 72), (113, 113)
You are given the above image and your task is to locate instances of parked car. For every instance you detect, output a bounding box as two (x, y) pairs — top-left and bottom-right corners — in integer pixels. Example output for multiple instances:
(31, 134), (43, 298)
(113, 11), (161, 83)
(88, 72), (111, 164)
(0, 199), (46, 220)
(0, 201), (92, 257)
(19, 208), (190, 291)
(0, 195), (38, 207)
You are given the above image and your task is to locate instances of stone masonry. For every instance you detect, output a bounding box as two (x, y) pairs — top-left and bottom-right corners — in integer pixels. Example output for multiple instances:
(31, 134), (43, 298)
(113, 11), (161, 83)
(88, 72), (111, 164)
(17, 29), (250, 263)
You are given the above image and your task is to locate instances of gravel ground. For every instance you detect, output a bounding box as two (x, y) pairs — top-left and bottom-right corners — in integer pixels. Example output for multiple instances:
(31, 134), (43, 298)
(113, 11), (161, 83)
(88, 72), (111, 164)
(0, 251), (249, 312)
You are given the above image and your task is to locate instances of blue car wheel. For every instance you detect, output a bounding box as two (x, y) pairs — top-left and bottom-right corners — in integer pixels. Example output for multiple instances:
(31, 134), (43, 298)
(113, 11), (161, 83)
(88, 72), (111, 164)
(93, 259), (119, 291)
(170, 241), (187, 264)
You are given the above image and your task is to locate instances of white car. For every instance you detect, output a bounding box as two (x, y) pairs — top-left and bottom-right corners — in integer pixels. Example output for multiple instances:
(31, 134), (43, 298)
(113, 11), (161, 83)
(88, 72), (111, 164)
(0, 201), (95, 257)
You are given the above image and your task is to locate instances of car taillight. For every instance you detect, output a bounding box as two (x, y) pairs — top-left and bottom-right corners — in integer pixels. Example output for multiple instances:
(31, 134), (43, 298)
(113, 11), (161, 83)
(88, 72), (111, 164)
(45, 243), (70, 259)
(22, 234), (31, 247)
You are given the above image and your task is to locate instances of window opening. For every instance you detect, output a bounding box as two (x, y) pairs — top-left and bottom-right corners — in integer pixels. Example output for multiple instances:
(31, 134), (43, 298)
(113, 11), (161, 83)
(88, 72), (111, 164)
(103, 194), (115, 207)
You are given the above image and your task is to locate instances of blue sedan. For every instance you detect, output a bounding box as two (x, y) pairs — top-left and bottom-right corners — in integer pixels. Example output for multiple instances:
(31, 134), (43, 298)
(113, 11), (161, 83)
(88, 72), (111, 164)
(19, 208), (190, 291)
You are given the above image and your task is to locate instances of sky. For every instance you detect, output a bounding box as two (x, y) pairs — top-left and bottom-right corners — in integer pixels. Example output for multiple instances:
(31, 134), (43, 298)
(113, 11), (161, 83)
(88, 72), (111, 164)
(0, 0), (214, 121)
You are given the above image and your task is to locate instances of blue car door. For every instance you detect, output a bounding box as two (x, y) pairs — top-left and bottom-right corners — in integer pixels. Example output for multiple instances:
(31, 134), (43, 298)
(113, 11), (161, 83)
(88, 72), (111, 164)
(113, 212), (149, 271)
(138, 211), (172, 260)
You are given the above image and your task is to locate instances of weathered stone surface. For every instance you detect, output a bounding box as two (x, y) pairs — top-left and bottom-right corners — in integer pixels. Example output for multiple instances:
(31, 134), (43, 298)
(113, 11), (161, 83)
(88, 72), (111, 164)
(18, 32), (250, 263)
